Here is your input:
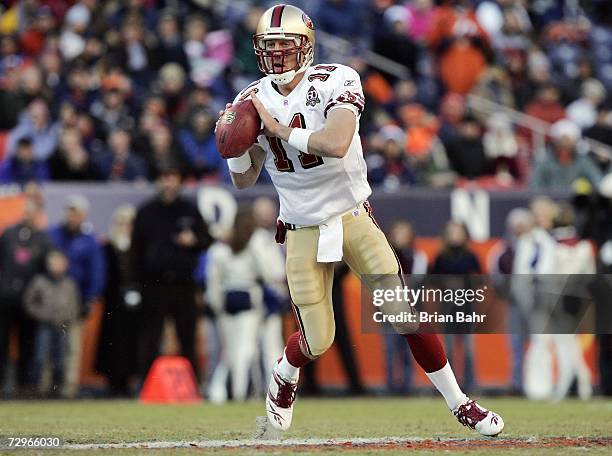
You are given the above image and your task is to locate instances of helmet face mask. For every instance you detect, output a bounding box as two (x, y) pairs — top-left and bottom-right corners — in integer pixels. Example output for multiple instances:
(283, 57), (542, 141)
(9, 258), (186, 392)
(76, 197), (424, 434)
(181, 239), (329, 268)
(253, 35), (310, 75)
(252, 5), (315, 86)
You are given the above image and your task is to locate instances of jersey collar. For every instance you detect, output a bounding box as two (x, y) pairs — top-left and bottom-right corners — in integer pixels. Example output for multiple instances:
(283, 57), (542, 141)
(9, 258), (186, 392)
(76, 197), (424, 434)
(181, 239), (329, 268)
(268, 66), (312, 98)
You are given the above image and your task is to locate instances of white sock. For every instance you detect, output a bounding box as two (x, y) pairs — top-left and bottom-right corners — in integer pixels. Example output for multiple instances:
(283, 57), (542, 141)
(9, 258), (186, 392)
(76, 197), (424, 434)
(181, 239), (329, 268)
(426, 361), (468, 410)
(276, 350), (300, 383)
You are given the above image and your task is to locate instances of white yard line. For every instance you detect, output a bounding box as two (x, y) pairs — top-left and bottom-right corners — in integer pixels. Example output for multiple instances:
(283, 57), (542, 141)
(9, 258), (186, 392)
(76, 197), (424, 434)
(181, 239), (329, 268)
(64, 436), (519, 450)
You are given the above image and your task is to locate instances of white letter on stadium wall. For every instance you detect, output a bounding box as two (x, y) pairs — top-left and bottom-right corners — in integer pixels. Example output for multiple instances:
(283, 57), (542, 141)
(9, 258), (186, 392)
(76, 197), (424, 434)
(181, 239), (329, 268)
(450, 189), (490, 241)
(197, 187), (238, 239)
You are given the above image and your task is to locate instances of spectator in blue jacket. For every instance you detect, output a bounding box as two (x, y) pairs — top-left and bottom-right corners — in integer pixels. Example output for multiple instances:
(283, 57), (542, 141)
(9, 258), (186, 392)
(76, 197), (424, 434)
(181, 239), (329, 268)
(178, 109), (223, 179)
(93, 129), (148, 182)
(48, 194), (105, 397)
(0, 137), (49, 185)
(6, 99), (59, 162)
(49, 195), (105, 315)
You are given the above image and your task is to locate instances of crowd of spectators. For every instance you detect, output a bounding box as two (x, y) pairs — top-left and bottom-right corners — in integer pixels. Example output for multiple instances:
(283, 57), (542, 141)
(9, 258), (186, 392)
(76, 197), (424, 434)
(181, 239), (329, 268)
(0, 0), (611, 191)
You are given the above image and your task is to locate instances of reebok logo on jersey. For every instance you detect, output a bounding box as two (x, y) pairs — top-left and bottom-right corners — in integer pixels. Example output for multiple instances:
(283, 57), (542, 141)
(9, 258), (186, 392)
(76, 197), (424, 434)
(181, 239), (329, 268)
(306, 85), (320, 107)
(344, 80), (356, 86)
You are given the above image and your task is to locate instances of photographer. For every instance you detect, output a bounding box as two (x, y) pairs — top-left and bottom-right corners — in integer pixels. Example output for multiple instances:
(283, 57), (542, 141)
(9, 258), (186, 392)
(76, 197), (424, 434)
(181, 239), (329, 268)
(131, 162), (211, 381)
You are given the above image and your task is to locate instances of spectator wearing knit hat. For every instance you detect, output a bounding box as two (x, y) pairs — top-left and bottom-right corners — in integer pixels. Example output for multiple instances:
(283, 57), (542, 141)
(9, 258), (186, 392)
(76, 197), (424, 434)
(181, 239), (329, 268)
(530, 119), (603, 190)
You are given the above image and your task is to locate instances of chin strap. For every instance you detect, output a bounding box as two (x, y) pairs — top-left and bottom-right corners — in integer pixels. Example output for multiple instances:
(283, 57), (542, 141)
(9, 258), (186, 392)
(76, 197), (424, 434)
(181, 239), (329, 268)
(270, 69), (297, 86)
(270, 58), (312, 86)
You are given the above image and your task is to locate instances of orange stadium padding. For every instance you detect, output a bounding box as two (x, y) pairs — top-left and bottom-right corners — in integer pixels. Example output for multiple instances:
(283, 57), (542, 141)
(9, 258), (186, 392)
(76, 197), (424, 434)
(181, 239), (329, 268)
(140, 356), (202, 404)
(0, 193), (25, 232)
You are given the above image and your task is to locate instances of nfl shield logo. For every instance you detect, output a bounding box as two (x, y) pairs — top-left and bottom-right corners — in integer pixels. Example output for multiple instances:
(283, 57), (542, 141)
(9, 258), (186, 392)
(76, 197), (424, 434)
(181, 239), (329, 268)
(306, 86), (320, 107)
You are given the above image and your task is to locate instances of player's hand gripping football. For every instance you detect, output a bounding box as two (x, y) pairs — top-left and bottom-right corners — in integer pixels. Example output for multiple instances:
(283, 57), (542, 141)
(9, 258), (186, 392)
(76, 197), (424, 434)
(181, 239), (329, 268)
(215, 103), (232, 133)
(251, 93), (284, 138)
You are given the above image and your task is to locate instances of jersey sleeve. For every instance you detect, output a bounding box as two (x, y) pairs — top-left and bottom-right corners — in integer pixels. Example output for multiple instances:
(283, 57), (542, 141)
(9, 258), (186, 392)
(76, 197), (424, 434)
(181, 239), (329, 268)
(231, 79), (266, 146)
(323, 65), (365, 119)
(232, 79), (262, 104)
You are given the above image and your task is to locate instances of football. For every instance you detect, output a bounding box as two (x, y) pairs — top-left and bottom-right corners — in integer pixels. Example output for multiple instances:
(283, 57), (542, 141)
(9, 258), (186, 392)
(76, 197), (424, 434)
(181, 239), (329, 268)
(215, 99), (261, 159)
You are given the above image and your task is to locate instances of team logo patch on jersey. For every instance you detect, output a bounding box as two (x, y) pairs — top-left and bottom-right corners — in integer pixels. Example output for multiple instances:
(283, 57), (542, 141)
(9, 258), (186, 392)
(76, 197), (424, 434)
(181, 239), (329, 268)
(344, 80), (356, 86)
(306, 85), (320, 107)
(302, 13), (314, 30)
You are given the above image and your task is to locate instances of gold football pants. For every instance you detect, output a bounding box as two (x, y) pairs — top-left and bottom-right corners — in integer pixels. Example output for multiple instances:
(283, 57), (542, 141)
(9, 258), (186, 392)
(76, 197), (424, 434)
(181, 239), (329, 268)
(286, 203), (416, 359)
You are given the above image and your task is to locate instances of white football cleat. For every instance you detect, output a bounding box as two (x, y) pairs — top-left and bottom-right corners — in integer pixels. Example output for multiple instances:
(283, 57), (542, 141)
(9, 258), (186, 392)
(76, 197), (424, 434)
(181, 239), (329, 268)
(266, 368), (297, 431)
(453, 399), (504, 437)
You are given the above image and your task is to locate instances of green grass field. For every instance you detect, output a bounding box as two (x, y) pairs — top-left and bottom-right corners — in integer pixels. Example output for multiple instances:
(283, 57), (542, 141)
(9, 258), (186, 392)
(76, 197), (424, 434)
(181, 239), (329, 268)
(0, 398), (611, 455)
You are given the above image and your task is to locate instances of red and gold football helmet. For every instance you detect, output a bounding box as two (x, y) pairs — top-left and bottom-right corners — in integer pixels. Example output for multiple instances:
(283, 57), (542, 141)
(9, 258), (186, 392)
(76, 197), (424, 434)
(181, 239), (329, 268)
(253, 4), (315, 86)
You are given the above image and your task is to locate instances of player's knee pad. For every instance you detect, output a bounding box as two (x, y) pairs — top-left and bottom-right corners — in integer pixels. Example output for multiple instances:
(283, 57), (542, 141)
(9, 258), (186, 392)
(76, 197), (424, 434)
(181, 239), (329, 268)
(286, 254), (336, 356)
(358, 238), (399, 278)
(286, 256), (326, 306)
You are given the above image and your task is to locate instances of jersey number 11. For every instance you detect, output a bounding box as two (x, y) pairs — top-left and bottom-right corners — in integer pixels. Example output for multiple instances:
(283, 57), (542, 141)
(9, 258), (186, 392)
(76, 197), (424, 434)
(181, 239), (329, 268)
(266, 113), (324, 172)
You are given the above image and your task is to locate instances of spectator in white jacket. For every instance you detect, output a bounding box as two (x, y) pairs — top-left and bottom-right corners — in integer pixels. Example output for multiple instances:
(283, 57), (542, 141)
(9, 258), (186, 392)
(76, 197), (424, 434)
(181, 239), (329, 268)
(206, 206), (284, 402)
(513, 197), (558, 400)
(488, 208), (533, 394)
(251, 197), (288, 389)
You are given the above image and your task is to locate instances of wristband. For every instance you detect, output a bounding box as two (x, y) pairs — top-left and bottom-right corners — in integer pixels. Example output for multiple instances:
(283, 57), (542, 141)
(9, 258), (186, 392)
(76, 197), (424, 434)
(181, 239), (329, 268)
(288, 128), (314, 153)
(228, 152), (252, 173)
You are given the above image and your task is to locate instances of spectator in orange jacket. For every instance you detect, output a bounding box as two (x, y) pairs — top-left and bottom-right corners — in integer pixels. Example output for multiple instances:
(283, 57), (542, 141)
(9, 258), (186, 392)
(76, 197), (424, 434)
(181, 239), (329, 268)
(427, 0), (491, 94)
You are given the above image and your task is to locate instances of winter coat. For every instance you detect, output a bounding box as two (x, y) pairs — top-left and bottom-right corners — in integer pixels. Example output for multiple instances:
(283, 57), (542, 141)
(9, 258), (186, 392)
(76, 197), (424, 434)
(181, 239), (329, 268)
(24, 274), (80, 326)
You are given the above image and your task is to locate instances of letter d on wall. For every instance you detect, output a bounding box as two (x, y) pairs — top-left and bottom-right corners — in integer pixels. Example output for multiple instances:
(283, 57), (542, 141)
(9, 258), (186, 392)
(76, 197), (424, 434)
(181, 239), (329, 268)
(197, 186), (238, 240)
(450, 189), (490, 241)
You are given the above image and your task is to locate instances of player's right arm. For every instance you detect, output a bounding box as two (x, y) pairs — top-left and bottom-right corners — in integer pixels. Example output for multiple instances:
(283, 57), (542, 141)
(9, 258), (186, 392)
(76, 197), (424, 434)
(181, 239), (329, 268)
(229, 144), (266, 189)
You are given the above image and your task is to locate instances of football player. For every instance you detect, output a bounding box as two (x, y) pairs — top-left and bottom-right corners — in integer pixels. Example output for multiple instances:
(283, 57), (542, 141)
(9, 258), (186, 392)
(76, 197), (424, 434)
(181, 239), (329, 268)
(219, 4), (504, 437)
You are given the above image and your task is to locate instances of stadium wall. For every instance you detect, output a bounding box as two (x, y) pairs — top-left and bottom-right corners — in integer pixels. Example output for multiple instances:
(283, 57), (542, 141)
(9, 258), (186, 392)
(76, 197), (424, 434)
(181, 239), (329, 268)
(33, 183), (572, 238)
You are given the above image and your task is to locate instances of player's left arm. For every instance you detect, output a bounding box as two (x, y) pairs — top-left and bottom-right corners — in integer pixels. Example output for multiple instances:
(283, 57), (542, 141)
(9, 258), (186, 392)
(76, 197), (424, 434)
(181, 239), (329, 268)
(252, 92), (356, 159)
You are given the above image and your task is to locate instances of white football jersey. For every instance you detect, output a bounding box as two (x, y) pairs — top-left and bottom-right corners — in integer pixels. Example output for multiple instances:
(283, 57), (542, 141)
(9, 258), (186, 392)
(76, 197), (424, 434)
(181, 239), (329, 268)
(233, 63), (371, 226)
